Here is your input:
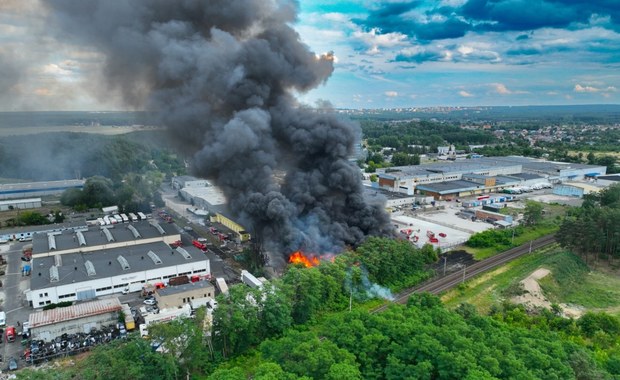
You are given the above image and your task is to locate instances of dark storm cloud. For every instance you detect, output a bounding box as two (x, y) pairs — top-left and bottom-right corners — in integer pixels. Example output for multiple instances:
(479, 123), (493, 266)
(358, 0), (620, 42)
(44, 0), (392, 262)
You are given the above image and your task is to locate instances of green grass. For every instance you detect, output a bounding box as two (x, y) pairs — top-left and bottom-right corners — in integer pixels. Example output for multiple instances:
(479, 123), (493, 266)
(539, 259), (620, 309)
(442, 247), (620, 315)
(442, 244), (562, 313)
(465, 223), (559, 260)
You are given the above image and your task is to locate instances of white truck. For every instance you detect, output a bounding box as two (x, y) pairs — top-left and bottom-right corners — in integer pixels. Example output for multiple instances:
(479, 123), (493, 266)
(241, 270), (263, 289)
(215, 277), (229, 295)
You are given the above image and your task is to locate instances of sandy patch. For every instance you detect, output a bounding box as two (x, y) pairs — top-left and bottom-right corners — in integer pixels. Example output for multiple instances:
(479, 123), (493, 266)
(512, 268), (584, 318)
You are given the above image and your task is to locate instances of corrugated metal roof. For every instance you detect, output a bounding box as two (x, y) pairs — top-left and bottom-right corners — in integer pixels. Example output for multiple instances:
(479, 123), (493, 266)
(29, 298), (122, 328)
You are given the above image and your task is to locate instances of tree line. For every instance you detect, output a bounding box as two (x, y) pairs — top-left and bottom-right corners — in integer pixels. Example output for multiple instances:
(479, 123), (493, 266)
(558, 183), (620, 264)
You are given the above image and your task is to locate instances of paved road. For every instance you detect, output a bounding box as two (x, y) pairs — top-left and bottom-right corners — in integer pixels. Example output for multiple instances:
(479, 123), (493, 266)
(1, 241), (32, 369)
(372, 234), (557, 313)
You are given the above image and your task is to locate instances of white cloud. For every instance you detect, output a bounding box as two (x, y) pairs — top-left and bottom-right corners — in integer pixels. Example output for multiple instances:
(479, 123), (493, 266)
(494, 83), (512, 94)
(384, 91), (399, 97)
(574, 84), (616, 93)
(353, 28), (408, 55)
(459, 90), (474, 97)
(491, 83), (529, 95)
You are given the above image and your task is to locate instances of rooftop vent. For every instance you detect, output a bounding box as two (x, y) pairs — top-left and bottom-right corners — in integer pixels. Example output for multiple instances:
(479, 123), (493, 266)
(50, 265), (59, 282)
(117, 255), (130, 270)
(85, 260), (96, 276)
(54, 254), (62, 267)
(76, 231), (87, 246)
(149, 221), (166, 235)
(147, 250), (162, 265)
(127, 224), (141, 239)
(176, 247), (192, 260)
(102, 227), (115, 242)
(47, 234), (56, 251)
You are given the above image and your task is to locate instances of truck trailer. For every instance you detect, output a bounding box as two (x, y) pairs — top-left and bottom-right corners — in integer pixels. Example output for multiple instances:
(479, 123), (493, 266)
(241, 270), (263, 289)
(215, 277), (229, 295)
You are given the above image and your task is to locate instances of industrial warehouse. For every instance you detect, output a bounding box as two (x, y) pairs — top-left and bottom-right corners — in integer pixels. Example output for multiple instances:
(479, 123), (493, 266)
(29, 298), (123, 342)
(376, 156), (607, 200)
(0, 179), (85, 200)
(27, 220), (211, 308)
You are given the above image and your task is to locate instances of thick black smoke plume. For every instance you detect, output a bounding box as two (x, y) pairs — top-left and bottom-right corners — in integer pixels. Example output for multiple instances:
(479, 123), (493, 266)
(45, 0), (392, 262)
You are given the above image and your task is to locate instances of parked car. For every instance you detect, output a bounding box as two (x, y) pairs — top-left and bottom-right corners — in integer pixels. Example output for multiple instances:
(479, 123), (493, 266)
(8, 357), (17, 371)
(144, 298), (157, 305)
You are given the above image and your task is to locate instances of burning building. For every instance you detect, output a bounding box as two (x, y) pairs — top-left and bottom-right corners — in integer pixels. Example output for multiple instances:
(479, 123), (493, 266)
(44, 0), (392, 264)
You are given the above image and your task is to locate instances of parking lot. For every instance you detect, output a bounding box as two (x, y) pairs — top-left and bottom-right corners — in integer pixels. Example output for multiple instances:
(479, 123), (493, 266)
(0, 241), (34, 372)
(390, 188), (583, 252)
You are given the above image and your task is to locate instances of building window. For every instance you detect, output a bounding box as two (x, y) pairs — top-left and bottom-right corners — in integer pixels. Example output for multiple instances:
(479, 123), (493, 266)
(44, 292), (48, 297)
(45, 301), (51, 305)
(39, 293), (44, 298)
(114, 283), (128, 289)
(38, 302), (45, 306)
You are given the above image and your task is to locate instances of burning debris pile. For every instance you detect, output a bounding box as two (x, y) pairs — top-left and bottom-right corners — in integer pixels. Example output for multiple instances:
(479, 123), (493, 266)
(45, 0), (392, 263)
(288, 251), (320, 268)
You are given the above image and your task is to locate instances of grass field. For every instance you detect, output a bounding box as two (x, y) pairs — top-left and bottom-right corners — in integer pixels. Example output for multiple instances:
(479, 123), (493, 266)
(464, 223), (559, 260)
(442, 246), (620, 317)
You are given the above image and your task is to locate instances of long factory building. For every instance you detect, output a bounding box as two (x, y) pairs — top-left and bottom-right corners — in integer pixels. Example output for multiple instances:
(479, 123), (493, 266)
(27, 220), (210, 308)
(377, 156), (606, 200)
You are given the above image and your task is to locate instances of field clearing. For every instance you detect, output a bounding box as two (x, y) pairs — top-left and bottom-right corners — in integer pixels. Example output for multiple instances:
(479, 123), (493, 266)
(462, 223), (559, 260)
(0, 125), (162, 137)
(442, 248), (620, 316)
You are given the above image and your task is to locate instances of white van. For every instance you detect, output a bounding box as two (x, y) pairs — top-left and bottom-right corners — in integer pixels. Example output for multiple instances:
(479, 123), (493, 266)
(0, 311), (6, 327)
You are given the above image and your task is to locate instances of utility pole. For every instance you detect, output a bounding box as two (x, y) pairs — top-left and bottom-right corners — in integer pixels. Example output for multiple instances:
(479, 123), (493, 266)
(349, 288), (353, 312)
(443, 256), (447, 276)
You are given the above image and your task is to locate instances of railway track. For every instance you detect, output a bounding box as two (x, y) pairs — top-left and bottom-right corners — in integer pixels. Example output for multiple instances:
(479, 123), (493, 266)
(372, 234), (557, 313)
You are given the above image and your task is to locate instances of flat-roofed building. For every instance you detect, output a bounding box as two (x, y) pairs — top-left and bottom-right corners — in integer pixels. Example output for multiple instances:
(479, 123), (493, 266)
(0, 198), (42, 211)
(0, 179), (85, 200)
(28, 242), (209, 308)
(31, 220), (180, 258)
(154, 280), (215, 309)
(29, 298), (122, 341)
(171, 176), (209, 190)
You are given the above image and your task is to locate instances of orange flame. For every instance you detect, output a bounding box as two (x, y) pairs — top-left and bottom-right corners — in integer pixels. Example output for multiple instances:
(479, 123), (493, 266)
(288, 251), (320, 268)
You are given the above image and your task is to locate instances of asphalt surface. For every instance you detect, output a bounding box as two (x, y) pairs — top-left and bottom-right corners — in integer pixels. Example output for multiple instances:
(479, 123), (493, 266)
(0, 241), (32, 370)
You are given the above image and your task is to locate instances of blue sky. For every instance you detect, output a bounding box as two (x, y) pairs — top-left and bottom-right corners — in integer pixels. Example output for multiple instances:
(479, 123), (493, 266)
(1, 0), (619, 110)
(295, 0), (620, 108)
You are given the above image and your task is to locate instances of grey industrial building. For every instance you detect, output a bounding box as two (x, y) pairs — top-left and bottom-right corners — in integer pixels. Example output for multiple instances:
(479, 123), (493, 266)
(29, 298), (123, 342)
(171, 176), (210, 190)
(0, 179), (85, 200)
(31, 220), (180, 258)
(0, 198), (42, 211)
(27, 220), (211, 308)
(377, 156), (606, 199)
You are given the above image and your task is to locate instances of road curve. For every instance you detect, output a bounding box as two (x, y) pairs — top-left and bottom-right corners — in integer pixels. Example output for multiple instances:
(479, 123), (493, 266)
(372, 234), (557, 313)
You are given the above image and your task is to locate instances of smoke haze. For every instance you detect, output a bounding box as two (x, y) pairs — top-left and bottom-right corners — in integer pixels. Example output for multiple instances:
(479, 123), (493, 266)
(44, 0), (392, 261)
